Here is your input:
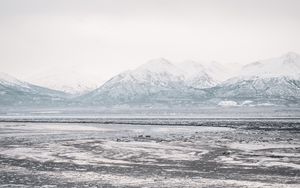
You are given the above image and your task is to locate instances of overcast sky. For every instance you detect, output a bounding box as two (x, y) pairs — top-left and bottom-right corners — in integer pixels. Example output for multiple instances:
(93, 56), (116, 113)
(0, 0), (300, 80)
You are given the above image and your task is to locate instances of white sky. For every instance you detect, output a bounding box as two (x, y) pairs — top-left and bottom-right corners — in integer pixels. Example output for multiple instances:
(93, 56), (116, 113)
(0, 0), (300, 81)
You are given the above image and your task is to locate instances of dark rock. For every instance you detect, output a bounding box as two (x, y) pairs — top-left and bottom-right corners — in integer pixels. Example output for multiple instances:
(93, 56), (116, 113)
(222, 151), (231, 155)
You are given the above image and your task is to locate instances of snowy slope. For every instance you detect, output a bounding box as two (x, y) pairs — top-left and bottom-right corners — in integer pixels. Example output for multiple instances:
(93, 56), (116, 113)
(177, 60), (218, 88)
(204, 61), (241, 82)
(177, 60), (241, 84)
(0, 72), (68, 106)
(0, 72), (30, 88)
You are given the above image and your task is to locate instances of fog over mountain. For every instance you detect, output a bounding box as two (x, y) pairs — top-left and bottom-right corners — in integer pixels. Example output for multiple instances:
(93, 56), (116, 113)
(25, 68), (103, 95)
(1, 52), (299, 107)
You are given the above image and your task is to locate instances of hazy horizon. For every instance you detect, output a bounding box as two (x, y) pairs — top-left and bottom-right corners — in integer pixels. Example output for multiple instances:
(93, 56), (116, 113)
(1, 0), (300, 81)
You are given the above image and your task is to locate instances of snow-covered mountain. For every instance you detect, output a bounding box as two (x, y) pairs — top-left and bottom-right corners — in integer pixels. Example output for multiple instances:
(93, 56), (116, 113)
(1, 52), (299, 107)
(80, 53), (300, 106)
(0, 73), (68, 106)
(80, 58), (210, 105)
(26, 69), (103, 95)
(213, 52), (300, 106)
(240, 52), (300, 79)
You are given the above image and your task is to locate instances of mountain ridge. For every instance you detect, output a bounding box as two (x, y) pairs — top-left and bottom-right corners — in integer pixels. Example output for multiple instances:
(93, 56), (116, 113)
(1, 52), (300, 107)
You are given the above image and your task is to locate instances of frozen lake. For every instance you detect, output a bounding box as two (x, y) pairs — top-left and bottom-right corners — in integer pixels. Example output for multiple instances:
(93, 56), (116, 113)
(0, 118), (299, 187)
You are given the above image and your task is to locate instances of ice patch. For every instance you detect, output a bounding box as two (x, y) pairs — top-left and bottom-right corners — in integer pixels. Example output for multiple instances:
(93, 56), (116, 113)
(218, 100), (238, 107)
(229, 142), (300, 151)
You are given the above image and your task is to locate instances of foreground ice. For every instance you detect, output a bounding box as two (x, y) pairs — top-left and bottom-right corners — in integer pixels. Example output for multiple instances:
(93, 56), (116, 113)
(0, 118), (299, 187)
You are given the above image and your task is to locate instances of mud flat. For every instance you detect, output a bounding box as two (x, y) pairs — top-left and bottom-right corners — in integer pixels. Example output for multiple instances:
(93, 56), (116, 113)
(0, 118), (299, 187)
